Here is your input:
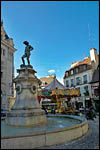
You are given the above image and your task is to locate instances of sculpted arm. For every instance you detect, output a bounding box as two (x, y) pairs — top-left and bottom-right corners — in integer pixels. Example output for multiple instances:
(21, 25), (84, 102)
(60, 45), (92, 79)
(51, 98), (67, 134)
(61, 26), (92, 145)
(29, 45), (34, 51)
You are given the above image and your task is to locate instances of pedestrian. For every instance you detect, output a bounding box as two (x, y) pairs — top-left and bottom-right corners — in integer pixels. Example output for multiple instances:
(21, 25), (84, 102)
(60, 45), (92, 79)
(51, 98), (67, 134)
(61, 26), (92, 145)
(90, 106), (96, 119)
(42, 105), (48, 114)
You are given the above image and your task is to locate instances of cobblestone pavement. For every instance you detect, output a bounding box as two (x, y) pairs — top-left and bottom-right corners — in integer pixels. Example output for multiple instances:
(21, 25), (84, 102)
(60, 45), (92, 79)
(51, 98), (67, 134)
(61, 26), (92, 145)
(39, 116), (99, 149)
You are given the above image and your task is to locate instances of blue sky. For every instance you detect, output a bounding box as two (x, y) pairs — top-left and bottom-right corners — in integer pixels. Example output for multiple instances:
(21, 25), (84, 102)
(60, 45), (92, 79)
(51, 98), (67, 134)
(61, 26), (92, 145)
(1, 1), (99, 83)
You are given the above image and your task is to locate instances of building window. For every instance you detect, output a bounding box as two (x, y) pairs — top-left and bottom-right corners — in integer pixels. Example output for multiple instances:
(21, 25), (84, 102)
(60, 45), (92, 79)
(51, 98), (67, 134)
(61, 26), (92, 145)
(77, 87), (81, 96)
(3, 49), (5, 56)
(76, 68), (78, 73)
(84, 86), (89, 96)
(94, 88), (99, 96)
(71, 70), (73, 75)
(71, 79), (74, 87)
(66, 80), (69, 87)
(76, 77), (80, 85)
(45, 82), (48, 85)
(83, 75), (87, 84)
(42, 81), (45, 85)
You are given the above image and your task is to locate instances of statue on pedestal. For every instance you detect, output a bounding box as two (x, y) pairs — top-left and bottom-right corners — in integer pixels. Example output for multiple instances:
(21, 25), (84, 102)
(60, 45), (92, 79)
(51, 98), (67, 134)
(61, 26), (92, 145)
(21, 41), (34, 66)
(6, 41), (46, 126)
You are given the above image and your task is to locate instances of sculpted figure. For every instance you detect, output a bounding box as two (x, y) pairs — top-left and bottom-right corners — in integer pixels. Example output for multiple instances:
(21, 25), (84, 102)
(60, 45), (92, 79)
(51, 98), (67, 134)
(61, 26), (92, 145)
(22, 41), (34, 66)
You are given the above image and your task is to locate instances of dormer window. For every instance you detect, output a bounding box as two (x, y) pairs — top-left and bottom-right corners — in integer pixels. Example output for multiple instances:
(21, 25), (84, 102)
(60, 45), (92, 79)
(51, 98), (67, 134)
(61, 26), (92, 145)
(71, 70), (73, 75)
(76, 68), (78, 73)
(66, 72), (68, 76)
(83, 64), (87, 70)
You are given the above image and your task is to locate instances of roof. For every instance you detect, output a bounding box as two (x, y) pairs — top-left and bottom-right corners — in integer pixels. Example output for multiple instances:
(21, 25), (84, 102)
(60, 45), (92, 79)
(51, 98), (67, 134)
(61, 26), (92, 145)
(65, 57), (91, 73)
(40, 76), (54, 85)
(90, 67), (99, 84)
(71, 57), (91, 69)
(44, 77), (66, 90)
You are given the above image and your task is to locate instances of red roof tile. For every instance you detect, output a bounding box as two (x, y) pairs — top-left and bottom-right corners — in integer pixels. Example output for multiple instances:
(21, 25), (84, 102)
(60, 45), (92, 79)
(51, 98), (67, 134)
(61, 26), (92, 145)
(71, 57), (91, 68)
(40, 76), (54, 84)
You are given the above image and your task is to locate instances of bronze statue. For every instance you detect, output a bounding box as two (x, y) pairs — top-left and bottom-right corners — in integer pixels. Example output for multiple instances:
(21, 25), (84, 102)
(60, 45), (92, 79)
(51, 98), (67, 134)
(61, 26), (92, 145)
(22, 41), (34, 66)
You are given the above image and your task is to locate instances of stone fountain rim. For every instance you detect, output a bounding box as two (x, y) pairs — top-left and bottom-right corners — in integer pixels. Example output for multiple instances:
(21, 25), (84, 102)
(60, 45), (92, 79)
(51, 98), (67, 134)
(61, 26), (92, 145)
(1, 114), (87, 139)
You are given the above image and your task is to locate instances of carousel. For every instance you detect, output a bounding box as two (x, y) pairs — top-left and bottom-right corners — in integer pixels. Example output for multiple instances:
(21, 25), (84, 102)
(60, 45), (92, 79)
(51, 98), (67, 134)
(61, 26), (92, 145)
(39, 76), (80, 114)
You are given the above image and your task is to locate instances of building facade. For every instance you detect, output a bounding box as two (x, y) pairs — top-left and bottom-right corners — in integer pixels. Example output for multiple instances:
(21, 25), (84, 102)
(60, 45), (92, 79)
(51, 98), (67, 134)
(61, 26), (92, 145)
(1, 21), (16, 110)
(63, 48), (99, 108)
(90, 65), (99, 112)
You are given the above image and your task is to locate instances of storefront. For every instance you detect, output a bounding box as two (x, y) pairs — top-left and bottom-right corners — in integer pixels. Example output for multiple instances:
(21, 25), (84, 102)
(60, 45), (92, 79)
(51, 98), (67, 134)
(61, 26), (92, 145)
(90, 66), (99, 112)
(93, 96), (99, 112)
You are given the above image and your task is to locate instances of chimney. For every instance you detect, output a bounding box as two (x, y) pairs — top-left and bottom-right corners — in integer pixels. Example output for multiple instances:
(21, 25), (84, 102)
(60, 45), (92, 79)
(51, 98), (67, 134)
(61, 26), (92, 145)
(90, 48), (99, 72)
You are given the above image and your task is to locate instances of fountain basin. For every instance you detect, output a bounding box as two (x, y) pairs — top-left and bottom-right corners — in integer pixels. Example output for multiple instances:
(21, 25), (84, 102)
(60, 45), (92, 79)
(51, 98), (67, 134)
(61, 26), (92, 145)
(1, 114), (88, 149)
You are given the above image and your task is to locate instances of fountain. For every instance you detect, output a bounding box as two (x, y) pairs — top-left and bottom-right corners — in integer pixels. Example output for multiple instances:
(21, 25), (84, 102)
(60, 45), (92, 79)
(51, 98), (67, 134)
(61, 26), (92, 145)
(6, 65), (46, 127)
(6, 41), (46, 127)
(1, 41), (88, 149)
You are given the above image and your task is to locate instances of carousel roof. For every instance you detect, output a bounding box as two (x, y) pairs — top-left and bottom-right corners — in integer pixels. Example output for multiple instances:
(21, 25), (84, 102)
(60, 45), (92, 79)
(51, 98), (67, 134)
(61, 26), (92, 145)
(44, 76), (66, 90)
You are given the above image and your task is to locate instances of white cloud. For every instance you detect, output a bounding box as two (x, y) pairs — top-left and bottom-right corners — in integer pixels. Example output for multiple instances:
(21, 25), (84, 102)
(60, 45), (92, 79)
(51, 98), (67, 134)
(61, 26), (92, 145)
(48, 70), (55, 73)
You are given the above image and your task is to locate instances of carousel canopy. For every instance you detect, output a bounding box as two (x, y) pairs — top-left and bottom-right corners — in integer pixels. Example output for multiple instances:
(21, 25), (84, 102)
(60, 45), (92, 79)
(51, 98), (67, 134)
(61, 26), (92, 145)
(41, 76), (80, 97)
(44, 76), (66, 90)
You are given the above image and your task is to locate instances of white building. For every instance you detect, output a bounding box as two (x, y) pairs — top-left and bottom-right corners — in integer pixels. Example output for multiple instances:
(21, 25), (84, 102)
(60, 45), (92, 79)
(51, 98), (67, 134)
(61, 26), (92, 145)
(1, 20), (16, 110)
(63, 48), (99, 108)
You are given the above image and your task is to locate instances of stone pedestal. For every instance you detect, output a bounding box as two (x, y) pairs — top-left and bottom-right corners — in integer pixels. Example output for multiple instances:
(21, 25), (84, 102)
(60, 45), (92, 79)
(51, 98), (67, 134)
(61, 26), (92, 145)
(6, 65), (46, 127)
